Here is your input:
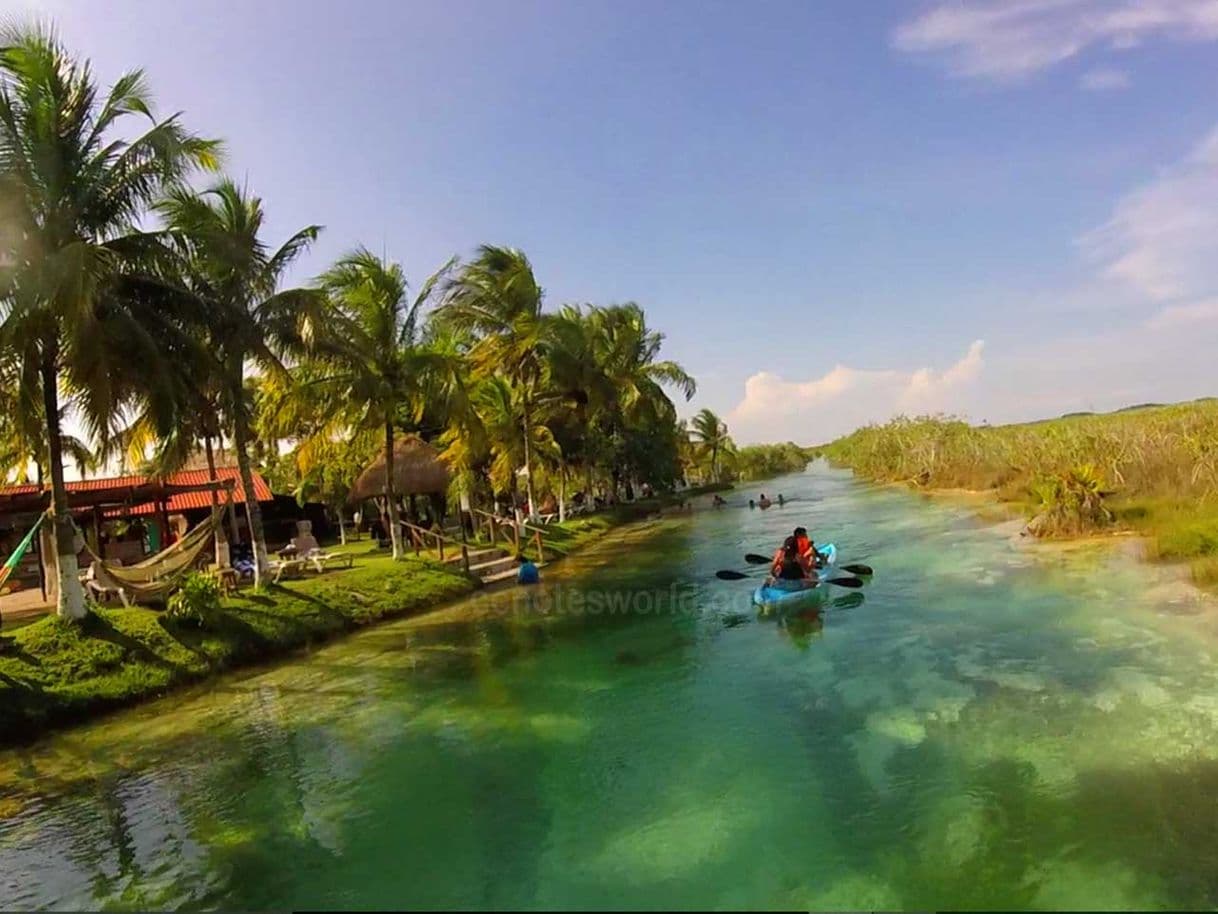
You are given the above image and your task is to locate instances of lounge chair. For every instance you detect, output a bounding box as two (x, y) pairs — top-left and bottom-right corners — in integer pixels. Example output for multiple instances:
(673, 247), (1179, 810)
(303, 550), (355, 573)
(83, 561), (128, 605)
(268, 558), (306, 583)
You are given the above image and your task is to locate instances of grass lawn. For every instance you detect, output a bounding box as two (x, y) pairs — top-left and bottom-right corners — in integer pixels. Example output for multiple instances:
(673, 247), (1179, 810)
(0, 484), (731, 745)
(0, 550), (474, 744)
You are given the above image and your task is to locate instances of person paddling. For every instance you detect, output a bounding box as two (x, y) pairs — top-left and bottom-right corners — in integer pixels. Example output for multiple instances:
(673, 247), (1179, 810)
(793, 526), (825, 572)
(767, 536), (809, 585)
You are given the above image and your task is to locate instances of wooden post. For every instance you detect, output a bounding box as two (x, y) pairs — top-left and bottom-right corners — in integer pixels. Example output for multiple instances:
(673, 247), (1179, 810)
(91, 507), (102, 556)
(158, 500), (171, 555)
(438, 535), (445, 563)
(225, 482), (240, 546)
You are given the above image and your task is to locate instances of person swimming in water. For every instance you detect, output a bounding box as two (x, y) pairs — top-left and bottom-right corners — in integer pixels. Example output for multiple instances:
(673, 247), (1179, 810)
(758, 493), (772, 509)
(777, 493), (785, 506)
(712, 494), (726, 508)
(748, 499), (755, 510)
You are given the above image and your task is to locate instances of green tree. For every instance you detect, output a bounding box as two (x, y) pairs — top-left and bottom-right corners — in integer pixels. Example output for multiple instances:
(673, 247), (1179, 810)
(690, 408), (732, 483)
(440, 246), (550, 517)
(156, 180), (319, 586)
(284, 248), (454, 559)
(590, 303), (694, 491)
(0, 25), (218, 616)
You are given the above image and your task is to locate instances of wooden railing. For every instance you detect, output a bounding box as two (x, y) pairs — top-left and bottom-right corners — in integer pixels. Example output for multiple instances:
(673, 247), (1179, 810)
(399, 519), (471, 572)
(469, 508), (547, 561)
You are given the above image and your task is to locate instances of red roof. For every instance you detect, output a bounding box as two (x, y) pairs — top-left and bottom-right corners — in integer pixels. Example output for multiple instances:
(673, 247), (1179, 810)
(125, 467), (274, 516)
(0, 467), (274, 516)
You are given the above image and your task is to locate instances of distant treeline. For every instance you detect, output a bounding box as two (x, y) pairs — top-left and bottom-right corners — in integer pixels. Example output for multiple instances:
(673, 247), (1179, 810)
(730, 442), (814, 482)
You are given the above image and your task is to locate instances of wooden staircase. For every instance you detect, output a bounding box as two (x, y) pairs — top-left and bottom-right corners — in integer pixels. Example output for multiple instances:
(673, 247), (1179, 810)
(441, 546), (540, 585)
(401, 519), (547, 586)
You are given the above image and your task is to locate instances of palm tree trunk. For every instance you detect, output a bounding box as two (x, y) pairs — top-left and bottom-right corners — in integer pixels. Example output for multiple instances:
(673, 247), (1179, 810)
(385, 421), (403, 560)
(204, 434), (228, 567)
(521, 400), (536, 520)
(230, 385), (268, 587)
(40, 355), (86, 619)
(558, 463), (567, 524)
(336, 506), (347, 545)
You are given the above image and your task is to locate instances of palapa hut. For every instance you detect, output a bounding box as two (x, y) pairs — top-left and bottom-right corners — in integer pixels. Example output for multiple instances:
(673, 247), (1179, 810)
(348, 434), (451, 529)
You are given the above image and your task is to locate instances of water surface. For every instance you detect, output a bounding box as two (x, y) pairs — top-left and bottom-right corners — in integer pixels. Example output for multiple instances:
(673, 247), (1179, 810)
(4, 464), (1218, 910)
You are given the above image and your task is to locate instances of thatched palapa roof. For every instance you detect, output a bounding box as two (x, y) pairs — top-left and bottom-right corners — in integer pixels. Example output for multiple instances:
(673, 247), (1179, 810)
(348, 434), (450, 503)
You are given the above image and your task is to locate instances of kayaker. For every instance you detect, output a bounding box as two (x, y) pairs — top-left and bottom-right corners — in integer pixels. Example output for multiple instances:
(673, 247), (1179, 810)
(793, 526), (825, 571)
(768, 536), (809, 583)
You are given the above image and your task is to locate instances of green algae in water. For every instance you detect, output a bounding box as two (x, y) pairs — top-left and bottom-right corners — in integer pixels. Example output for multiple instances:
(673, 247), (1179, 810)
(4, 465), (1218, 909)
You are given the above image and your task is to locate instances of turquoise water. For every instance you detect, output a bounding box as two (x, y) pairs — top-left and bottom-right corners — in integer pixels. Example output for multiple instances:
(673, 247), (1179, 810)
(5, 463), (1218, 910)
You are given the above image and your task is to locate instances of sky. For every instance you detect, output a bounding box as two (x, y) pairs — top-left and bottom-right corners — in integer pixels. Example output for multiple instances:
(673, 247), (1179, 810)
(14, 0), (1218, 445)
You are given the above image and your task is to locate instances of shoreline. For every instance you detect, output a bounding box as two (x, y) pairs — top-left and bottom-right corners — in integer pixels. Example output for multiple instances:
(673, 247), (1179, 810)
(0, 485), (728, 747)
(876, 475), (1218, 607)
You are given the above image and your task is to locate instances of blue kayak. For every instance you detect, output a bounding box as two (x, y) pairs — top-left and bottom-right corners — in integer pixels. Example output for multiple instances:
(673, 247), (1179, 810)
(752, 543), (838, 609)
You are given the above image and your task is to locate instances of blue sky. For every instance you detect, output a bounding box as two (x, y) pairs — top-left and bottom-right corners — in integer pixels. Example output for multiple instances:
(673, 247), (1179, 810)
(20, 0), (1218, 443)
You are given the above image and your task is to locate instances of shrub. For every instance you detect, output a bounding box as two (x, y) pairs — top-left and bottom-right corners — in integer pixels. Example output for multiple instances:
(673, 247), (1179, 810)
(165, 572), (223, 628)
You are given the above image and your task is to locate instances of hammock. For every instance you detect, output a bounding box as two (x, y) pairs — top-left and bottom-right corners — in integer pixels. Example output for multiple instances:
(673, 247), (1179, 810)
(78, 510), (224, 605)
(0, 510), (47, 595)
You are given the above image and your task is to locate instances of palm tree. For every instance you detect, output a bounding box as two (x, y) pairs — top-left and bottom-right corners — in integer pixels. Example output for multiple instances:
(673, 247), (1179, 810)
(0, 25), (218, 617)
(156, 180), (319, 586)
(440, 246), (549, 518)
(690, 408), (731, 483)
(285, 248), (454, 560)
(587, 304), (694, 494)
(109, 363), (235, 562)
(592, 304), (695, 426)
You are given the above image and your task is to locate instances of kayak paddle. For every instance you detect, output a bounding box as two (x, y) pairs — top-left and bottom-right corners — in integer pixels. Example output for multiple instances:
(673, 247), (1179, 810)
(744, 552), (873, 577)
(715, 568), (865, 588)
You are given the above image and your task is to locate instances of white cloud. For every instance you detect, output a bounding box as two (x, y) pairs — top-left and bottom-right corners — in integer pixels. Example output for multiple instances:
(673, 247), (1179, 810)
(1080, 125), (1218, 302)
(1079, 67), (1132, 90)
(727, 341), (985, 443)
(893, 0), (1218, 82)
(1145, 297), (1218, 329)
(901, 340), (985, 408)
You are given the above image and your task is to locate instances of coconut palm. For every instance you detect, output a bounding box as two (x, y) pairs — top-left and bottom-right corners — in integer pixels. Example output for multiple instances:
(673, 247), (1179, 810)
(277, 248), (454, 560)
(440, 246), (550, 517)
(156, 180), (320, 586)
(585, 303), (694, 494)
(0, 25), (218, 616)
(690, 408), (731, 483)
(592, 303), (695, 427)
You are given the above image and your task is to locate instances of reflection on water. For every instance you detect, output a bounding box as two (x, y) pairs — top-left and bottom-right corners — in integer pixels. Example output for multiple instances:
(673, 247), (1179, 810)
(4, 464), (1218, 909)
